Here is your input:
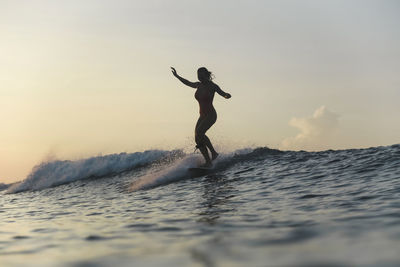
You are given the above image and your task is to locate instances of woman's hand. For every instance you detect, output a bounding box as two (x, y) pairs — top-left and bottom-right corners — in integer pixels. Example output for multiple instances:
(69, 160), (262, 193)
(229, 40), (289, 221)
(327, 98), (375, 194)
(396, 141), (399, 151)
(171, 67), (178, 77)
(224, 93), (231, 99)
(171, 67), (198, 88)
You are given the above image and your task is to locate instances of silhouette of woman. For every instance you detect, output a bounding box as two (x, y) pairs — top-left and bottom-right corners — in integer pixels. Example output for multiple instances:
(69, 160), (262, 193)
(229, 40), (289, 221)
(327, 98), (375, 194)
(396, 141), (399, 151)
(171, 67), (231, 167)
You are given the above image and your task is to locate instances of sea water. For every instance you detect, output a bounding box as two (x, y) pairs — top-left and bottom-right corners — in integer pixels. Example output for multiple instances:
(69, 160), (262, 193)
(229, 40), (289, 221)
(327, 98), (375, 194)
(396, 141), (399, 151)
(1, 145), (399, 266)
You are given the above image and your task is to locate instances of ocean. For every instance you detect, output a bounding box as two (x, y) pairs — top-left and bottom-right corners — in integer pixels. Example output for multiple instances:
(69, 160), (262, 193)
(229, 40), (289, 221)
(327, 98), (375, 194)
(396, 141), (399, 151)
(1, 144), (399, 267)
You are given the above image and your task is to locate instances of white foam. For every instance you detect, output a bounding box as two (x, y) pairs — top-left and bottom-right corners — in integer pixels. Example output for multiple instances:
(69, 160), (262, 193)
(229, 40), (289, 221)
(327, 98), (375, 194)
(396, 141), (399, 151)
(129, 148), (252, 191)
(7, 150), (171, 193)
(129, 155), (202, 191)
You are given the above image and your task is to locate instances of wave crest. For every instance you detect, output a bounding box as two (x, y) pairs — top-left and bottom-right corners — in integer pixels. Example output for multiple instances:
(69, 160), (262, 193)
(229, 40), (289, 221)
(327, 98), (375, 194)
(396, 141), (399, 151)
(7, 150), (181, 193)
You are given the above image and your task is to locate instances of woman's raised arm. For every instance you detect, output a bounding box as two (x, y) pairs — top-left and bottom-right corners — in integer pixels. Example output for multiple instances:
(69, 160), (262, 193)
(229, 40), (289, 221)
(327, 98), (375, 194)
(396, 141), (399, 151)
(171, 67), (199, 88)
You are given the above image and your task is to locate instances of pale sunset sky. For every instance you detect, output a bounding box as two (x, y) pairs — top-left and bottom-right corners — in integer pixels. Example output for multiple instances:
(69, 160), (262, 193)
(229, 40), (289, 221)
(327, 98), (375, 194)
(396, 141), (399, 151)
(1, 0), (399, 183)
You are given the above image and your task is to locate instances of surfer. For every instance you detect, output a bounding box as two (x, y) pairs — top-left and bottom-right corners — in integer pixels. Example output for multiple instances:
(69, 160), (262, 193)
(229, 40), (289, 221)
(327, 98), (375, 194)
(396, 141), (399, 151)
(171, 67), (231, 167)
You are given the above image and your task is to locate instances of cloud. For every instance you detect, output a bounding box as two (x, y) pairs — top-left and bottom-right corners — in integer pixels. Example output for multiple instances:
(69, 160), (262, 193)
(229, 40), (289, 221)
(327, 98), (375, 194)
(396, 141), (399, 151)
(281, 106), (339, 151)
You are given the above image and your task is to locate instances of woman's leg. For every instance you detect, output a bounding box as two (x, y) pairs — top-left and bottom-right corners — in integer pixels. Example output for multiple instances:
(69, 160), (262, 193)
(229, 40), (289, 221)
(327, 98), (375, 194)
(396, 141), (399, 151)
(203, 135), (218, 160)
(195, 117), (211, 165)
(195, 111), (217, 165)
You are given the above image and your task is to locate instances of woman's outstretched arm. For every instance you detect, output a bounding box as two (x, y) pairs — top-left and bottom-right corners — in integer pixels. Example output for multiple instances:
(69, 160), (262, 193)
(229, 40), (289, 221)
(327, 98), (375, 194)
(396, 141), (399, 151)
(171, 67), (199, 88)
(214, 83), (231, 99)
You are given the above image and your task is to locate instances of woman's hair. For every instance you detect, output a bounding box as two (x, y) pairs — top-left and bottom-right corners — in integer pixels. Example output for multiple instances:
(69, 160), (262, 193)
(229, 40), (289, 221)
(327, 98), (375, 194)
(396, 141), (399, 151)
(197, 67), (214, 82)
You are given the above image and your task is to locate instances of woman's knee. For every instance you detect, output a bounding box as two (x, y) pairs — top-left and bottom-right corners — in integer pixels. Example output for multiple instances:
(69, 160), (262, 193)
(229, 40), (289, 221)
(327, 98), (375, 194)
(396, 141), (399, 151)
(195, 133), (206, 146)
(195, 128), (206, 138)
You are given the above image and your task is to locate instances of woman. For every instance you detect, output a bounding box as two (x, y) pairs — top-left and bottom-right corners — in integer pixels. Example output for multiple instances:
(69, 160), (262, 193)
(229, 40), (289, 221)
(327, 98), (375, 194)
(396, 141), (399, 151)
(171, 67), (231, 167)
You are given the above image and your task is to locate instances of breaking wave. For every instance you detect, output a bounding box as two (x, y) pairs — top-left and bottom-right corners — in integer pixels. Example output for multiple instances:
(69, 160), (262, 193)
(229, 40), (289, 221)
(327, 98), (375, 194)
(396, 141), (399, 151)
(5, 144), (399, 194)
(7, 150), (182, 193)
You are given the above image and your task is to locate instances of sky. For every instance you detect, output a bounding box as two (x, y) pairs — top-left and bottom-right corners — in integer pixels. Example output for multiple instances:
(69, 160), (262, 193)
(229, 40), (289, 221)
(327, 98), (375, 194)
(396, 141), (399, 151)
(1, 0), (399, 183)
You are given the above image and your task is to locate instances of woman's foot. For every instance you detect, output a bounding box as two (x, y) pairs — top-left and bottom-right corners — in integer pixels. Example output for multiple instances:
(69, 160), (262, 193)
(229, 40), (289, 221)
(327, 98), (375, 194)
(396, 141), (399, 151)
(211, 152), (219, 161)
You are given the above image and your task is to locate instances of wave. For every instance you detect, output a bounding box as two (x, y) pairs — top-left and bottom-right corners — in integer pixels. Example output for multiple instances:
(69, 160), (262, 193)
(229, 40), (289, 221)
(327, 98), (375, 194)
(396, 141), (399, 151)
(6, 144), (399, 194)
(7, 150), (183, 193)
(0, 183), (10, 191)
(129, 147), (282, 191)
(129, 144), (400, 191)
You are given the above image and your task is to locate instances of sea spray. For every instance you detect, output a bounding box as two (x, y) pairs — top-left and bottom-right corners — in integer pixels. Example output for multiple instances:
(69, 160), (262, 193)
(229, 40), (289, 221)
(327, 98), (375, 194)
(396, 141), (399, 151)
(130, 154), (202, 191)
(7, 150), (181, 193)
(129, 147), (274, 191)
